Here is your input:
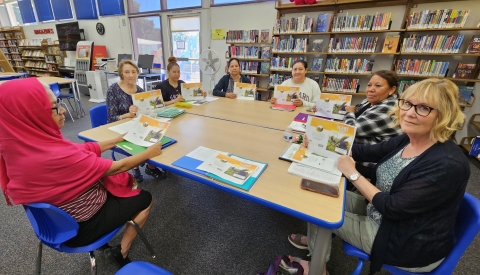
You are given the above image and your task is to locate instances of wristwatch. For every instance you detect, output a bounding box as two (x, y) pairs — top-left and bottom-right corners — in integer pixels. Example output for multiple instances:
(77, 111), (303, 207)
(349, 172), (361, 182)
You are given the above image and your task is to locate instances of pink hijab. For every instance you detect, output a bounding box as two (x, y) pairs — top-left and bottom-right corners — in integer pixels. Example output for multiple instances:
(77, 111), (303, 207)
(0, 78), (116, 206)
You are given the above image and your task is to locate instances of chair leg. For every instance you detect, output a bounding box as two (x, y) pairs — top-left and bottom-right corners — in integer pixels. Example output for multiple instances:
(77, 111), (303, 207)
(66, 98), (75, 111)
(351, 258), (365, 275)
(127, 220), (156, 258)
(89, 251), (97, 275)
(59, 102), (74, 122)
(35, 241), (43, 275)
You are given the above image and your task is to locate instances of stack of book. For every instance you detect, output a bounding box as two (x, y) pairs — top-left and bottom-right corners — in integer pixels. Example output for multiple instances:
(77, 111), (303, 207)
(273, 15), (315, 34)
(226, 30), (260, 43)
(272, 36), (308, 53)
(401, 34), (465, 53)
(395, 59), (449, 77)
(325, 58), (375, 74)
(269, 74), (291, 86)
(332, 12), (392, 32)
(228, 46), (261, 59)
(406, 9), (470, 29)
(239, 61), (260, 74)
(328, 37), (379, 53)
(322, 77), (360, 93)
(270, 56), (307, 71)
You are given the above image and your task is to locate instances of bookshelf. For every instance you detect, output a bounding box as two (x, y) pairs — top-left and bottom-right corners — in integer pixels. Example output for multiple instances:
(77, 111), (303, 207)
(19, 38), (63, 77)
(0, 27), (26, 73)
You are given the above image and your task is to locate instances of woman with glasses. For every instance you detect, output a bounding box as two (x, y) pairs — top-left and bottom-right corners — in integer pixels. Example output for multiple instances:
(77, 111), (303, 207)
(0, 79), (162, 268)
(299, 78), (470, 275)
(106, 60), (167, 182)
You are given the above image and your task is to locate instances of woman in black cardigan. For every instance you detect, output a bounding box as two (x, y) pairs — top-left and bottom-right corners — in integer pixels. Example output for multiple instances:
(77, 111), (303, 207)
(301, 78), (470, 275)
(213, 58), (251, 99)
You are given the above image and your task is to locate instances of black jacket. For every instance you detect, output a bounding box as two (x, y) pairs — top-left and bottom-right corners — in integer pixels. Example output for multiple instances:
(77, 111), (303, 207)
(212, 74), (251, 97)
(353, 134), (470, 273)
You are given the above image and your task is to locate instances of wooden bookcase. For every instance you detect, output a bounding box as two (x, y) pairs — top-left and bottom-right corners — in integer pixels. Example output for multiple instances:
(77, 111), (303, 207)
(0, 26), (25, 73)
(19, 38), (64, 77)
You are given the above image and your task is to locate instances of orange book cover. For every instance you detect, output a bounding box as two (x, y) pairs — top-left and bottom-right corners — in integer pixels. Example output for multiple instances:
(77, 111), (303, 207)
(453, 63), (477, 79)
(382, 35), (400, 53)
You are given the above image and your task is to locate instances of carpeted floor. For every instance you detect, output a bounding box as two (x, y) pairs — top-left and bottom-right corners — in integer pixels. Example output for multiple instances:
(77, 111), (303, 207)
(0, 93), (478, 275)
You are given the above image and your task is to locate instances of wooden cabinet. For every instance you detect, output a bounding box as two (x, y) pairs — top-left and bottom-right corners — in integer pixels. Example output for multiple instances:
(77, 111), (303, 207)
(0, 27), (25, 73)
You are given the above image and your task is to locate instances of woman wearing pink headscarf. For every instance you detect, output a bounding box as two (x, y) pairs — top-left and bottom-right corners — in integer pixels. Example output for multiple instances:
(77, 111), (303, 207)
(0, 78), (161, 268)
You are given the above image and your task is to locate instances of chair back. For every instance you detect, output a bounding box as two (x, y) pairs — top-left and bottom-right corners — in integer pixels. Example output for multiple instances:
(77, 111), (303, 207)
(89, 103), (108, 128)
(23, 203), (79, 250)
(49, 82), (61, 98)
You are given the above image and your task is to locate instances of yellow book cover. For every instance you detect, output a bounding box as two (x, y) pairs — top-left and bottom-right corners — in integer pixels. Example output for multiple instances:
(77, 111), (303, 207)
(382, 35), (400, 53)
(131, 90), (164, 116)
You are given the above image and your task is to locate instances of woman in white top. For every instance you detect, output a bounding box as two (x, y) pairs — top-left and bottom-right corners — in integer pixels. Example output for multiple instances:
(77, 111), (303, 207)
(270, 60), (321, 107)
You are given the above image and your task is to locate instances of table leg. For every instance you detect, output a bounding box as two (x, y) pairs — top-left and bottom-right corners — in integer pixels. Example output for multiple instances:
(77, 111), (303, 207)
(73, 81), (85, 118)
(309, 226), (332, 275)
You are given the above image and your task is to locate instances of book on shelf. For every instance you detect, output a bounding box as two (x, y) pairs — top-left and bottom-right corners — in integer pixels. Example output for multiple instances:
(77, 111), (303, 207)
(407, 9), (470, 29)
(325, 58), (374, 74)
(322, 77), (360, 93)
(469, 137), (480, 158)
(457, 86), (474, 104)
(452, 63), (476, 79)
(172, 146), (268, 191)
(131, 90), (165, 116)
(401, 34), (465, 53)
(269, 73), (291, 86)
(316, 14), (333, 32)
(328, 36), (379, 53)
(273, 15), (315, 34)
(260, 46), (271, 59)
(332, 12), (392, 32)
(272, 36), (308, 53)
(239, 61), (260, 74)
(382, 35), (400, 53)
(233, 82), (256, 100)
(311, 57), (323, 72)
(395, 59), (449, 77)
(228, 45), (260, 59)
(181, 83), (203, 101)
(286, 116), (356, 191)
(226, 30), (259, 43)
(311, 39), (324, 52)
(271, 56), (306, 71)
(398, 79), (419, 95)
(314, 93), (352, 120)
(466, 35), (480, 54)
(260, 29), (270, 43)
(260, 63), (270, 74)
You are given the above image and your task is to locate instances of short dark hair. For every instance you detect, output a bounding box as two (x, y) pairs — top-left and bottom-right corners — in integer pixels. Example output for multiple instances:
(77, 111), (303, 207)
(228, 58), (240, 68)
(373, 70), (398, 92)
(292, 60), (308, 70)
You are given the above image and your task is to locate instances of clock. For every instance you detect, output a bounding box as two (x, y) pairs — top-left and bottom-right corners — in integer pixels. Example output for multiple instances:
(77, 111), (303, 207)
(96, 22), (105, 35)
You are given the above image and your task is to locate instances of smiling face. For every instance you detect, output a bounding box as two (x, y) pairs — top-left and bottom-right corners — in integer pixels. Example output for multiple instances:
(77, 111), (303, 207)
(168, 64), (180, 82)
(46, 88), (66, 129)
(365, 74), (396, 105)
(121, 63), (139, 85)
(228, 59), (240, 76)
(291, 62), (307, 83)
(399, 96), (438, 139)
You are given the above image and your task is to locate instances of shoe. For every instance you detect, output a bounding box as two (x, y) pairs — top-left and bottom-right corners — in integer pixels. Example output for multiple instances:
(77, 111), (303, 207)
(288, 234), (309, 250)
(145, 166), (168, 179)
(104, 244), (131, 268)
(133, 168), (144, 182)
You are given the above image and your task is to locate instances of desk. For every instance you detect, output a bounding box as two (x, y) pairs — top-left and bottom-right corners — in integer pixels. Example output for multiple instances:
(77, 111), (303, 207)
(0, 72), (28, 79)
(185, 97), (308, 130)
(78, 114), (345, 274)
(38, 77), (85, 119)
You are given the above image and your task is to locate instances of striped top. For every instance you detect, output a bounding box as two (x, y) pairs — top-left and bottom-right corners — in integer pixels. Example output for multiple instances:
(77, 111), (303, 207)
(58, 181), (107, 222)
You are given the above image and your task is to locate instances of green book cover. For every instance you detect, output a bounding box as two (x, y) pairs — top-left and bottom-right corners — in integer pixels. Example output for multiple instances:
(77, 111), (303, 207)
(117, 136), (172, 155)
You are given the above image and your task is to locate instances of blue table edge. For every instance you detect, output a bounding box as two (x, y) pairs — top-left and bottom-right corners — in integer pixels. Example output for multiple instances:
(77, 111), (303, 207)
(78, 133), (346, 230)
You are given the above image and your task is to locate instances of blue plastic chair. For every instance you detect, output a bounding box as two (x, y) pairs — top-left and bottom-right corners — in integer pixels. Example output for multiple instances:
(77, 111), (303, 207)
(24, 203), (156, 275)
(115, 261), (173, 275)
(342, 192), (480, 275)
(89, 103), (117, 161)
(50, 82), (74, 122)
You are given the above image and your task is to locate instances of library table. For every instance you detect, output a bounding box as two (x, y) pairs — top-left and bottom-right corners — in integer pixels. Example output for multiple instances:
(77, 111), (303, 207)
(78, 114), (345, 275)
(0, 72), (28, 79)
(38, 76), (86, 119)
(184, 97), (309, 130)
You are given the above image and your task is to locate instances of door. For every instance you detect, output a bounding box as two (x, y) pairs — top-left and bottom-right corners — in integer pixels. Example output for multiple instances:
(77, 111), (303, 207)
(168, 15), (201, 83)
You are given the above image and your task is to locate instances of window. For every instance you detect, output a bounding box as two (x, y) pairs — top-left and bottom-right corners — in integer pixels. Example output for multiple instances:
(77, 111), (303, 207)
(6, 2), (24, 26)
(127, 0), (160, 14)
(211, 0), (255, 5)
(33, 0), (54, 22)
(97, 0), (125, 16)
(17, 0), (36, 24)
(0, 5), (11, 26)
(50, 0), (73, 20)
(166, 0), (201, 10)
(72, 0), (97, 19)
(130, 16), (164, 69)
(169, 16), (201, 82)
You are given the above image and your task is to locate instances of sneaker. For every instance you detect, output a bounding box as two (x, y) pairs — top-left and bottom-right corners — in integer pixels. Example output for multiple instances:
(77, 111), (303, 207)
(145, 166), (168, 179)
(133, 168), (144, 182)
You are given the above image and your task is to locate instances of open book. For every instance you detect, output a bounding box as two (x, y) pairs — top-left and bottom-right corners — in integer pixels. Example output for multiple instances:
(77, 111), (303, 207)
(272, 85), (300, 111)
(131, 90), (165, 116)
(287, 116), (356, 196)
(234, 82), (256, 100)
(122, 115), (170, 147)
(181, 83), (203, 100)
(314, 93), (352, 120)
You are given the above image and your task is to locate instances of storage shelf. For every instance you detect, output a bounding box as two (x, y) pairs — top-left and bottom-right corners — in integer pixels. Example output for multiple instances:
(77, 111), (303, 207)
(240, 73), (269, 76)
(270, 69), (324, 74)
(44, 53), (63, 56)
(399, 52), (480, 56)
(405, 27), (480, 32)
(226, 57), (270, 62)
(329, 29), (405, 34)
(324, 72), (373, 76)
(397, 75), (480, 82)
(272, 51), (327, 55)
(273, 32), (330, 36)
(328, 52), (399, 55)
(226, 42), (271, 45)
(322, 91), (366, 96)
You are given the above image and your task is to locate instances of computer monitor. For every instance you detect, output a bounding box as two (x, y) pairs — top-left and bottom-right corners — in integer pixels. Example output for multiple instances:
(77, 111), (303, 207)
(137, 54), (154, 73)
(117, 54), (132, 62)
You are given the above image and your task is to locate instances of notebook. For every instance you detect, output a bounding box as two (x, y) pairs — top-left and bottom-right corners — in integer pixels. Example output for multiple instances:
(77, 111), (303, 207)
(115, 136), (177, 155)
(157, 108), (186, 118)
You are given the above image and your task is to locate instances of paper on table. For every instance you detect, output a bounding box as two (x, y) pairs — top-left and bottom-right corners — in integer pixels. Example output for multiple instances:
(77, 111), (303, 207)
(197, 153), (258, 185)
(230, 155), (266, 178)
(108, 119), (138, 134)
(288, 162), (341, 185)
(123, 115), (170, 147)
(280, 143), (301, 161)
(291, 146), (342, 176)
(186, 146), (227, 161)
(289, 121), (306, 132)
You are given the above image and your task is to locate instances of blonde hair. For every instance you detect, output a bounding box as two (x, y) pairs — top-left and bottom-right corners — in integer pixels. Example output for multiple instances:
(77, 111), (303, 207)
(390, 78), (465, 143)
(118, 60), (139, 80)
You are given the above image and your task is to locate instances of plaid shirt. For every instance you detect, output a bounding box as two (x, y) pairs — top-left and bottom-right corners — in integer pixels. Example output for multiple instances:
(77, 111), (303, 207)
(344, 96), (402, 167)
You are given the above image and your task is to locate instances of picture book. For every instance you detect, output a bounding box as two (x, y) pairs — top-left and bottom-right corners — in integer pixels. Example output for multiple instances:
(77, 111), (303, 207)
(260, 29), (270, 43)
(469, 136), (480, 158)
(311, 57), (323, 72)
(181, 83), (203, 100)
(157, 108), (186, 118)
(131, 90), (165, 116)
(123, 115), (170, 147)
(453, 63), (477, 79)
(458, 86), (475, 104)
(466, 35), (480, 54)
(261, 46), (271, 59)
(233, 82), (257, 100)
(316, 14), (331, 32)
(314, 93), (352, 120)
(172, 146), (268, 191)
(382, 35), (400, 53)
(273, 85), (300, 105)
(260, 62), (270, 74)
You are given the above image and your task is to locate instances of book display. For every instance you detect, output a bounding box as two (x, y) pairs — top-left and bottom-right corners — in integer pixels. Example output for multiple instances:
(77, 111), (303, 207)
(315, 93), (353, 120)
(181, 83), (203, 101)
(131, 90), (165, 116)
(233, 82), (257, 100)
(466, 35), (480, 53)
(0, 27), (25, 73)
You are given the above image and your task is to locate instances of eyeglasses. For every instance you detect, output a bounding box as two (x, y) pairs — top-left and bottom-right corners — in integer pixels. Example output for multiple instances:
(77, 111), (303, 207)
(398, 99), (435, 117)
(51, 98), (61, 115)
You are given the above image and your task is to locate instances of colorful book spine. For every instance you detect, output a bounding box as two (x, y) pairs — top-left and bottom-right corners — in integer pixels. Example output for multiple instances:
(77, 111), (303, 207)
(407, 9), (470, 29)
(273, 16), (315, 34)
(270, 56), (307, 71)
(272, 36), (308, 53)
(401, 34), (465, 53)
(322, 77), (360, 93)
(332, 12), (391, 32)
(328, 36), (379, 53)
(239, 61), (260, 74)
(228, 46), (262, 59)
(226, 30), (260, 43)
(395, 59), (449, 77)
(325, 58), (374, 74)
(398, 79), (420, 95)
(269, 73), (291, 86)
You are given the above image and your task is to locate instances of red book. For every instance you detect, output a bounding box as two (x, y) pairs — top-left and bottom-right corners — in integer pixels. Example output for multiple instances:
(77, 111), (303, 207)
(272, 104), (296, 112)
